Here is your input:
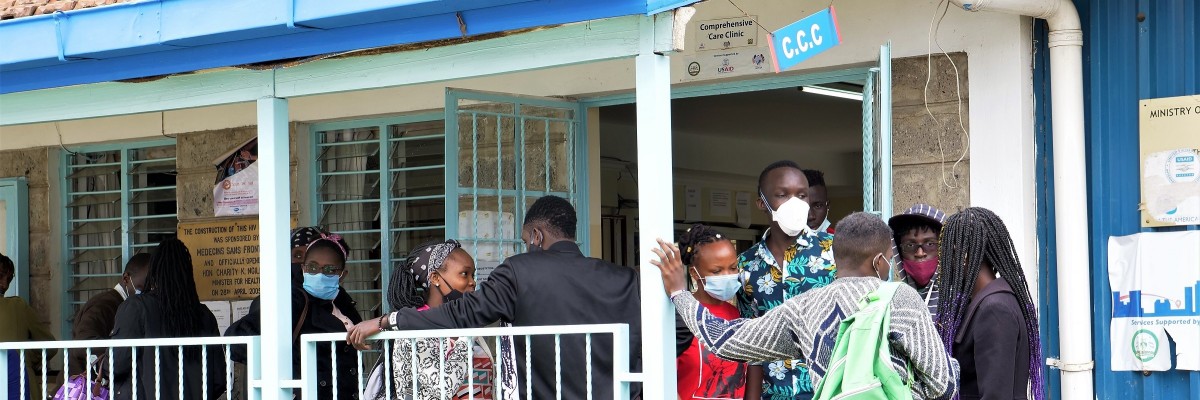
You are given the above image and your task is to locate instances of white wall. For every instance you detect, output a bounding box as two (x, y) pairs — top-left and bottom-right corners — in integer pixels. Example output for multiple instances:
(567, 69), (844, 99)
(0, 0), (1038, 285)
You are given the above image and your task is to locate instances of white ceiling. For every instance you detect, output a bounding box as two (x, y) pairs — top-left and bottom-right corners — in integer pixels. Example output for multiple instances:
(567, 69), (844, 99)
(598, 87), (865, 194)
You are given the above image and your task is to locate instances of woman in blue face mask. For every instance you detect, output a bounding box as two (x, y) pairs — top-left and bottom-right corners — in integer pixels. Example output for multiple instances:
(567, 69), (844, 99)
(673, 224), (749, 400)
(295, 233), (363, 400)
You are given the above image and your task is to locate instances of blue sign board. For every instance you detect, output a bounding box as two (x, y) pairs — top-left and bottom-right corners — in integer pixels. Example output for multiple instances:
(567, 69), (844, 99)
(768, 7), (841, 72)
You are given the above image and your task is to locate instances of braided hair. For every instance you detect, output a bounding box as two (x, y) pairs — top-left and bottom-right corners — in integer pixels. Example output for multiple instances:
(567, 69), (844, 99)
(144, 238), (206, 339)
(386, 240), (454, 310)
(678, 224), (731, 290)
(933, 207), (1044, 399)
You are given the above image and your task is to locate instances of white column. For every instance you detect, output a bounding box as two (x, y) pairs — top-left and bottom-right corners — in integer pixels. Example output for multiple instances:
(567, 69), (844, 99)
(256, 97), (292, 400)
(634, 17), (675, 400)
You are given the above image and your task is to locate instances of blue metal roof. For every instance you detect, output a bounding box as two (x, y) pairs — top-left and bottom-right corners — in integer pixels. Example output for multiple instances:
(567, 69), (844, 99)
(0, 0), (698, 94)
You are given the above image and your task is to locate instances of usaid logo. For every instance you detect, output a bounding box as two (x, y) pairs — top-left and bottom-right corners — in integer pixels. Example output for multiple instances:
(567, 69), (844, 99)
(717, 58), (735, 74)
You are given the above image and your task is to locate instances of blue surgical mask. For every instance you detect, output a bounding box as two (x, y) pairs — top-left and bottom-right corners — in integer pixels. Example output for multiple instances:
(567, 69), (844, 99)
(698, 269), (741, 302)
(302, 273), (341, 300)
(873, 253), (896, 282)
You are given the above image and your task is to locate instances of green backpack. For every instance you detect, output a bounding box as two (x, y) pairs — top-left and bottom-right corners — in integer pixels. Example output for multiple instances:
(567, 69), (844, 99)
(813, 282), (913, 400)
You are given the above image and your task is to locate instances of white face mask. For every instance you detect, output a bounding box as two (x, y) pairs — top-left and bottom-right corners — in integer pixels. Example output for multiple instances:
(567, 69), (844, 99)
(761, 194), (811, 237)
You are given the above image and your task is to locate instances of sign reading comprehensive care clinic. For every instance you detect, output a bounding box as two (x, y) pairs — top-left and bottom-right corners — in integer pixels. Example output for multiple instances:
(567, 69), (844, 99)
(1139, 94), (1200, 227)
(694, 16), (759, 51)
(179, 218), (261, 301)
(768, 7), (841, 72)
(1109, 231), (1200, 371)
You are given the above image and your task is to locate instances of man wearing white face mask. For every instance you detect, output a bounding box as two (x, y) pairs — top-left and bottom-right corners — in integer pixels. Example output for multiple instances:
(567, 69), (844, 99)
(673, 224), (749, 400)
(736, 160), (836, 400)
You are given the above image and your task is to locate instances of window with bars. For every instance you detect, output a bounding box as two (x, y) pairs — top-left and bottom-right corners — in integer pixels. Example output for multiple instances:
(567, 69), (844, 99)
(312, 119), (447, 319)
(63, 143), (178, 334)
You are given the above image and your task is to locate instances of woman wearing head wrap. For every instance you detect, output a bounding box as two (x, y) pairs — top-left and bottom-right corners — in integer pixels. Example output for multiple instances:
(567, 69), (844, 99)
(362, 240), (501, 400)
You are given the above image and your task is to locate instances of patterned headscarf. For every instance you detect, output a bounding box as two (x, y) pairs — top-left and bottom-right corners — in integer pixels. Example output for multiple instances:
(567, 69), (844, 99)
(405, 239), (462, 289)
(291, 226), (329, 249)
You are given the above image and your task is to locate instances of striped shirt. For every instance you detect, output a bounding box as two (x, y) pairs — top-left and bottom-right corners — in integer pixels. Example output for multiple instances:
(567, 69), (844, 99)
(673, 276), (960, 400)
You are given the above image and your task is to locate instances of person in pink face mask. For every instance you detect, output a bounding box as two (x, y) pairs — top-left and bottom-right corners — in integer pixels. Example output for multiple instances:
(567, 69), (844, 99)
(888, 204), (947, 315)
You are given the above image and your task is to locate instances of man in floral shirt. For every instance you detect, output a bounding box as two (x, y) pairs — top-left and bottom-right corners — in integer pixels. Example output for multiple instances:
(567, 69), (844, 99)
(736, 160), (836, 400)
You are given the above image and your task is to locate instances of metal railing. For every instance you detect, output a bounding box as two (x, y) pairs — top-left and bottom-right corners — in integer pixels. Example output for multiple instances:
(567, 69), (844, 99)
(300, 324), (640, 400)
(0, 336), (259, 400)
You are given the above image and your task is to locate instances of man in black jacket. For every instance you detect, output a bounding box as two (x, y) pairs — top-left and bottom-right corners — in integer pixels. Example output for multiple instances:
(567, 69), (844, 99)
(348, 195), (642, 400)
(68, 253), (150, 375)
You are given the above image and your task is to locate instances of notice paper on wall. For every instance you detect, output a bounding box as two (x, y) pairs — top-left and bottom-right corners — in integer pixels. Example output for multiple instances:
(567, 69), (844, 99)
(1108, 230), (1200, 371)
(710, 190), (732, 217)
(685, 186), (702, 221)
(735, 191), (753, 228)
(203, 301), (233, 334)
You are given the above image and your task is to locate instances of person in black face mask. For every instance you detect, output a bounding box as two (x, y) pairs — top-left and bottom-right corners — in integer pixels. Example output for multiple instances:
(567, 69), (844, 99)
(362, 240), (494, 399)
(349, 195), (643, 400)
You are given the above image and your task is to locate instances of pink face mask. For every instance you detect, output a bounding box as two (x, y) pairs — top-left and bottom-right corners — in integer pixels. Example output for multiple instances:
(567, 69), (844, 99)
(901, 258), (939, 287)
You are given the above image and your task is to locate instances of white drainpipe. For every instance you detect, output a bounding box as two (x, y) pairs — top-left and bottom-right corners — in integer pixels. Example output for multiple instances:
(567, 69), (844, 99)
(950, 1), (1094, 399)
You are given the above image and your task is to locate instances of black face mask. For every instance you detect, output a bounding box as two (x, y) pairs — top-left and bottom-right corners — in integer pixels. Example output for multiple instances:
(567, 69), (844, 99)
(434, 272), (465, 302)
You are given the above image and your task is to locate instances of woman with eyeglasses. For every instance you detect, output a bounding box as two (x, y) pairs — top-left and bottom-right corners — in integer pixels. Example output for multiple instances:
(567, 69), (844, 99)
(228, 231), (361, 400)
(887, 204), (948, 315)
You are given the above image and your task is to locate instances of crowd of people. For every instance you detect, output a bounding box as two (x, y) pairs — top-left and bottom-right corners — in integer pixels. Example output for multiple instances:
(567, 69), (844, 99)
(1, 159), (1043, 400)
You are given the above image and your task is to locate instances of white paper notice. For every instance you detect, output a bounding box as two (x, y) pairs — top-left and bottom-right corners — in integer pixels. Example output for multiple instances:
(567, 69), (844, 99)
(231, 300), (254, 322)
(685, 186), (702, 221)
(735, 191), (753, 228)
(203, 301), (233, 334)
(710, 190), (732, 217)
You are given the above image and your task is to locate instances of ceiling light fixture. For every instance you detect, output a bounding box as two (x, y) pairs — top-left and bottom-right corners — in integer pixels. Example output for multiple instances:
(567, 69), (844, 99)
(800, 86), (863, 101)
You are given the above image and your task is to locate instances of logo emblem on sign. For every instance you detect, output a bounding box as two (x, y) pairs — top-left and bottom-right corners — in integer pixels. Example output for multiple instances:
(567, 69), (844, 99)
(1131, 329), (1159, 362)
(688, 62), (701, 76)
(752, 54), (765, 66)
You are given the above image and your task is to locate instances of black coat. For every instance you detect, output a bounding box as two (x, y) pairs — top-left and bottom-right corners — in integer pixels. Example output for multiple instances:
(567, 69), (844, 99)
(109, 293), (226, 400)
(226, 287), (363, 400)
(953, 278), (1031, 400)
(388, 241), (643, 400)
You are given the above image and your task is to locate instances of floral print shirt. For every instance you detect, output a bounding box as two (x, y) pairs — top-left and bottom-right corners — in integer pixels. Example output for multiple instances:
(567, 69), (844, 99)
(736, 229), (836, 399)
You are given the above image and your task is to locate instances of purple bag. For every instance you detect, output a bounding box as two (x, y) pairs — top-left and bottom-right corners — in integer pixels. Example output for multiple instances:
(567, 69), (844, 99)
(53, 375), (109, 400)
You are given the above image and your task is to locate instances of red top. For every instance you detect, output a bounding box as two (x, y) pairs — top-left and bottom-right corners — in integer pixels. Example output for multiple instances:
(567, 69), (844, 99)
(676, 301), (747, 400)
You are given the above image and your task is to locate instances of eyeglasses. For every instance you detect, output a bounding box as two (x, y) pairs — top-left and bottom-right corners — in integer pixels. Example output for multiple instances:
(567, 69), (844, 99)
(900, 242), (940, 254)
(302, 261), (344, 276)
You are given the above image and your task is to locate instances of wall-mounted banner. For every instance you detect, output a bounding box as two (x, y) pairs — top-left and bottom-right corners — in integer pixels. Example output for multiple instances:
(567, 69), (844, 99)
(1139, 94), (1200, 227)
(694, 16), (759, 51)
(213, 138), (259, 217)
(768, 7), (841, 72)
(180, 218), (261, 301)
(1109, 231), (1200, 371)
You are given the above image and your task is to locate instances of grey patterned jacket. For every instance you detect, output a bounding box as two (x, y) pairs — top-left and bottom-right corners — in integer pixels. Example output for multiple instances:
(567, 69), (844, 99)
(672, 276), (960, 399)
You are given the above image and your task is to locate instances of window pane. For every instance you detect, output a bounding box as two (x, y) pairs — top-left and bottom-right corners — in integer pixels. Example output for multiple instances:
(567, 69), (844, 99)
(64, 144), (178, 325)
(315, 120), (446, 318)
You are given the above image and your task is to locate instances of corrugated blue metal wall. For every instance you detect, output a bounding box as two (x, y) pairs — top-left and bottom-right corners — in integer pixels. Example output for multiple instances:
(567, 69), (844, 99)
(1037, 0), (1200, 398)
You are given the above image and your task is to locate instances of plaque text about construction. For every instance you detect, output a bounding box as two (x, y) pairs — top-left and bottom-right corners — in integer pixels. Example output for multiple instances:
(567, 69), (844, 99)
(180, 218), (261, 300)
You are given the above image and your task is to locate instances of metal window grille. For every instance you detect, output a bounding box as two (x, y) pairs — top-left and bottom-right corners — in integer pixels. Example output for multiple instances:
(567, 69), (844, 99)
(445, 90), (588, 282)
(63, 143), (178, 333)
(313, 120), (447, 318)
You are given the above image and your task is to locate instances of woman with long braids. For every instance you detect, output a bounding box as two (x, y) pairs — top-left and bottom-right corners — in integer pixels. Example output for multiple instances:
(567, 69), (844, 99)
(363, 239), (502, 400)
(109, 238), (226, 400)
(934, 207), (1044, 399)
(673, 224), (748, 400)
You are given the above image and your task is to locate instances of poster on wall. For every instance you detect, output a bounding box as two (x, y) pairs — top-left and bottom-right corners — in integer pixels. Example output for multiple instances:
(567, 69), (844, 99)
(213, 138), (259, 217)
(1108, 231), (1200, 371)
(1139, 94), (1200, 227)
(179, 218), (262, 301)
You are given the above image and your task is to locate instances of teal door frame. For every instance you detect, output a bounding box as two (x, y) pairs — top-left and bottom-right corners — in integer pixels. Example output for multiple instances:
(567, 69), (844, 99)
(0, 177), (29, 300)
